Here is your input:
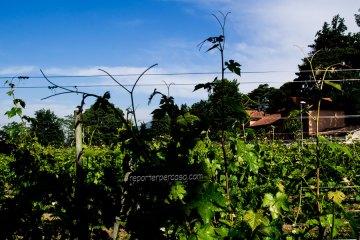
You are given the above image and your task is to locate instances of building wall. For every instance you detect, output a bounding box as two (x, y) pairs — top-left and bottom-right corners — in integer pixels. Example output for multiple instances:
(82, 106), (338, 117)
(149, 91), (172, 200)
(308, 110), (346, 135)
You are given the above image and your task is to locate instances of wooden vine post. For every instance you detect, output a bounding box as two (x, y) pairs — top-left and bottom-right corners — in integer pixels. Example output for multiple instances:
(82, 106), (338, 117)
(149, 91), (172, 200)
(74, 108), (88, 240)
(75, 108), (83, 172)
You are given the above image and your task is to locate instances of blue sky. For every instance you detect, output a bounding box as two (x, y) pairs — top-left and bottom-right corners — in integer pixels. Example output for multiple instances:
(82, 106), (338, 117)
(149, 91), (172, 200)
(1, 0), (359, 125)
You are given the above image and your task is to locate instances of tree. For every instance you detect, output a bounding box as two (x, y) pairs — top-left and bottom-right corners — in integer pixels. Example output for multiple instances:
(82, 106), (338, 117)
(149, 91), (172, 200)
(191, 79), (248, 134)
(282, 14), (360, 123)
(60, 115), (75, 146)
(247, 84), (287, 113)
(210, 79), (248, 131)
(30, 109), (64, 146)
(82, 98), (125, 146)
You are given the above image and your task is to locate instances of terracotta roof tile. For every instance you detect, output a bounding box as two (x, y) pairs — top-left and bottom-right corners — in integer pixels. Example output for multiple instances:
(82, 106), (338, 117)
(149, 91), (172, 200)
(246, 110), (265, 119)
(250, 114), (282, 127)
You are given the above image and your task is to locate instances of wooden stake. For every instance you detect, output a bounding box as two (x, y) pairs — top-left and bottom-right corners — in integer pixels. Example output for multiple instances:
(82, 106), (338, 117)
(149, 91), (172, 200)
(74, 109), (88, 240)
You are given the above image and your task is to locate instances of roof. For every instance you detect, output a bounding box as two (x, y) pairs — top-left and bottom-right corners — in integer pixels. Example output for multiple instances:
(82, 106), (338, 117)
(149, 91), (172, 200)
(250, 114), (282, 127)
(246, 110), (265, 119)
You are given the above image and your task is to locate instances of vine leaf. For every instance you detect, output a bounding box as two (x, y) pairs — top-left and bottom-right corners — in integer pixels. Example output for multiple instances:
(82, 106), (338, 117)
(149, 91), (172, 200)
(169, 182), (187, 201)
(262, 192), (289, 219)
(225, 60), (241, 76)
(7, 90), (14, 96)
(328, 191), (345, 204)
(244, 210), (269, 231)
(102, 91), (111, 100)
(324, 80), (342, 91)
(193, 82), (215, 92)
(206, 44), (219, 52)
(148, 88), (164, 105)
(13, 99), (26, 108)
(5, 107), (22, 118)
(196, 200), (215, 224)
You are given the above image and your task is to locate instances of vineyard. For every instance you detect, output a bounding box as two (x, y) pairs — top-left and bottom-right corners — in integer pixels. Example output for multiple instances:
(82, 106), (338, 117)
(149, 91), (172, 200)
(1, 128), (360, 239)
(1, 9), (360, 240)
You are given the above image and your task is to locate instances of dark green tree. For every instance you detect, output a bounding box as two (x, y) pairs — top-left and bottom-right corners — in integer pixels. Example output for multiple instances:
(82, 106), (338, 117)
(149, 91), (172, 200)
(30, 109), (65, 146)
(60, 115), (75, 146)
(247, 84), (287, 113)
(1, 122), (28, 143)
(191, 79), (248, 133)
(209, 79), (248, 131)
(282, 14), (360, 123)
(82, 98), (125, 146)
(150, 109), (171, 137)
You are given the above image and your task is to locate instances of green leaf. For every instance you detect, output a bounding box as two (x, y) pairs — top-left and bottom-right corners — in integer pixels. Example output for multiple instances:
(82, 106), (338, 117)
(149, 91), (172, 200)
(244, 210), (258, 231)
(306, 219), (319, 226)
(5, 107), (22, 118)
(262, 193), (274, 207)
(324, 80), (341, 91)
(244, 210), (269, 231)
(275, 192), (289, 211)
(236, 141), (262, 173)
(262, 192), (288, 219)
(6, 89), (14, 96)
(190, 184), (225, 224)
(197, 200), (215, 224)
(206, 183), (227, 208)
(177, 112), (199, 126)
(196, 224), (217, 240)
(169, 182), (187, 201)
(215, 226), (229, 237)
(319, 214), (344, 237)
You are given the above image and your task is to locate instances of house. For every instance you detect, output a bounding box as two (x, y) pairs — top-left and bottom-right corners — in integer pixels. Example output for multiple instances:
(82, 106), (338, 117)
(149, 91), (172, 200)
(288, 96), (352, 136)
(246, 95), (356, 138)
(306, 110), (346, 135)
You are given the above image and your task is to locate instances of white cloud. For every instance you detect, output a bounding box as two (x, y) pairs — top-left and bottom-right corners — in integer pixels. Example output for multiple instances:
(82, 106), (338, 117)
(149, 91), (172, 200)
(182, 0), (359, 91)
(0, 64), (212, 126)
(0, 66), (36, 75)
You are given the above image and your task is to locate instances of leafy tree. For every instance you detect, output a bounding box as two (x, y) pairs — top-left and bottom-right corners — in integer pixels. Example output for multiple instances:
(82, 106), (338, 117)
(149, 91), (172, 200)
(191, 79), (248, 133)
(283, 110), (302, 136)
(60, 115), (75, 146)
(283, 14), (360, 122)
(82, 98), (125, 146)
(247, 84), (287, 113)
(30, 109), (65, 146)
(210, 79), (248, 131)
(1, 122), (28, 143)
(190, 100), (211, 130)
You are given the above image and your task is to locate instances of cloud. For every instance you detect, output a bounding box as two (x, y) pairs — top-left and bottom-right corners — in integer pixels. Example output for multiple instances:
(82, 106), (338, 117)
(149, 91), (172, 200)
(0, 64), (212, 126)
(0, 66), (36, 75)
(0, 98), (75, 126)
(178, 0), (359, 91)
